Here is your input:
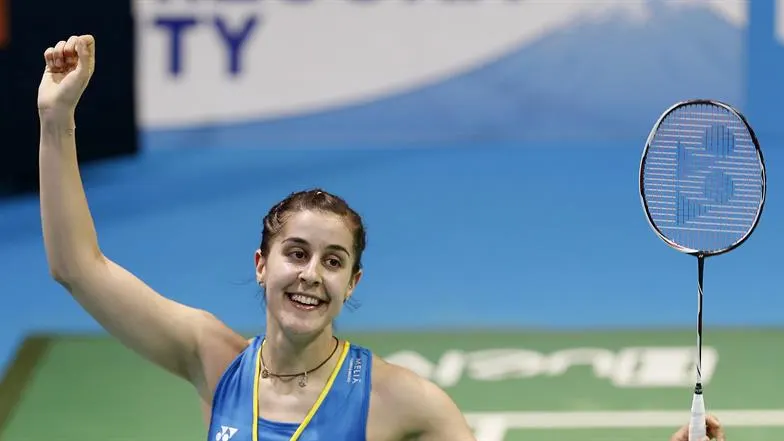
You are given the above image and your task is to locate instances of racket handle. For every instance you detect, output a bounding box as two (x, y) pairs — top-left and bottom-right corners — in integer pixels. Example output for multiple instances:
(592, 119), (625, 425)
(688, 391), (707, 441)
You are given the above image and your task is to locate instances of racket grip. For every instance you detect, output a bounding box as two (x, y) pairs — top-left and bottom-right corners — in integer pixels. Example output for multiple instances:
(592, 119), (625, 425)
(688, 392), (707, 441)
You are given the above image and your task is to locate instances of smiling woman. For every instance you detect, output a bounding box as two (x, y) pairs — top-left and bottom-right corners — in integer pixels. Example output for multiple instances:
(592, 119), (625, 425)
(35, 31), (726, 441)
(254, 189), (366, 339)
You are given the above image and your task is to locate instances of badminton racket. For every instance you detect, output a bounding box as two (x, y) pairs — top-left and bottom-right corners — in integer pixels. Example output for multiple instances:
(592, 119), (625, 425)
(639, 99), (766, 441)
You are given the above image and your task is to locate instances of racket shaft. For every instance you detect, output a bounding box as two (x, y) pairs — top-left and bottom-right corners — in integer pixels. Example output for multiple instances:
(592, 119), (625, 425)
(689, 392), (706, 441)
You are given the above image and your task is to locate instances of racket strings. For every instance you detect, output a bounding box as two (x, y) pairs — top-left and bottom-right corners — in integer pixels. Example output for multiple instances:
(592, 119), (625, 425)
(641, 102), (764, 255)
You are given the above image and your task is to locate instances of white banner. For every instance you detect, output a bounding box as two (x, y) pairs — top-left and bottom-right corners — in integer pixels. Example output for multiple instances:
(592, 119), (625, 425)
(134, 0), (746, 130)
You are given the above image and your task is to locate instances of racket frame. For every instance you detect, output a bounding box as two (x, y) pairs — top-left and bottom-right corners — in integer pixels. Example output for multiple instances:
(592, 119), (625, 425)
(638, 98), (767, 257)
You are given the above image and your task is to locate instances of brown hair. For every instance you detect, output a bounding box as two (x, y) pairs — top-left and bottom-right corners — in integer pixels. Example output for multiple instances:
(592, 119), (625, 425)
(259, 188), (367, 275)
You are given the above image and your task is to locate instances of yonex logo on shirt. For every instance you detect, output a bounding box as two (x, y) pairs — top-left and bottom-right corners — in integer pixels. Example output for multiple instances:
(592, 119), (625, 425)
(215, 426), (238, 441)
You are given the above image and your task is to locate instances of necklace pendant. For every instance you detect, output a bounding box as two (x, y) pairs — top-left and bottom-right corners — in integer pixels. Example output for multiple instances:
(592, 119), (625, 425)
(298, 375), (307, 388)
(261, 368), (270, 379)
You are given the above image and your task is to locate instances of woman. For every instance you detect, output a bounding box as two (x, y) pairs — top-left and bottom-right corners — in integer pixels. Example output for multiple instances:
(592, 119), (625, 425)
(37, 34), (726, 441)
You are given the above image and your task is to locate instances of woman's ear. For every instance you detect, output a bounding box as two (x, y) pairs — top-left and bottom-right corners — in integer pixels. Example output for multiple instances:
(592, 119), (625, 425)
(255, 249), (266, 285)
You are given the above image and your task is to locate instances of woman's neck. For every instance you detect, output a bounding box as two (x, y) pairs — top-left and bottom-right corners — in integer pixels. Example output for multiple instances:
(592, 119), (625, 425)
(262, 325), (338, 376)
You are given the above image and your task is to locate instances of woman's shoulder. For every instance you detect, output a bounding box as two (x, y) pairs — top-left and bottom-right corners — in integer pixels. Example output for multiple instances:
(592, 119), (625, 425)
(366, 352), (475, 439)
(369, 354), (432, 398)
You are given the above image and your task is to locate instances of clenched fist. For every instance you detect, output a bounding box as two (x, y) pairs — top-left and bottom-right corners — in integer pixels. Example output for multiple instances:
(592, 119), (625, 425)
(37, 34), (96, 116)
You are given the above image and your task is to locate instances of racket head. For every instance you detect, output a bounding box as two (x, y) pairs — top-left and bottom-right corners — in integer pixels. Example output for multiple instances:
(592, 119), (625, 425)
(639, 99), (766, 257)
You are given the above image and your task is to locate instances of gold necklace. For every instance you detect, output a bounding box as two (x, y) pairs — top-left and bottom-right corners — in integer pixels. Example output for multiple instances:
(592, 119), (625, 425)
(260, 336), (340, 388)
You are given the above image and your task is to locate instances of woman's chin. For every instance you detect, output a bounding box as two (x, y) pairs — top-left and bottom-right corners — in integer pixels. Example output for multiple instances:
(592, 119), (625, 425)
(277, 311), (332, 337)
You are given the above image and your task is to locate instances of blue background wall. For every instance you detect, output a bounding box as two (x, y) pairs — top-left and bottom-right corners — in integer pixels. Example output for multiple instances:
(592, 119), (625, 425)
(1, 0), (782, 376)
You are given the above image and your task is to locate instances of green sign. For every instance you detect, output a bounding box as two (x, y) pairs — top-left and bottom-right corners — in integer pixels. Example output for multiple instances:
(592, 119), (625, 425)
(355, 329), (784, 441)
(1, 329), (783, 441)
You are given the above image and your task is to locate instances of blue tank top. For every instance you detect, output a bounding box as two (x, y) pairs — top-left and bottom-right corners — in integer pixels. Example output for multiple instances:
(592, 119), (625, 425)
(208, 336), (373, 441)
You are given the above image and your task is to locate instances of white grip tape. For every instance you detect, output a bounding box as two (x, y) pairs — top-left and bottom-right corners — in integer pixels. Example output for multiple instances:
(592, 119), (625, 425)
(688, 392), (706, 441)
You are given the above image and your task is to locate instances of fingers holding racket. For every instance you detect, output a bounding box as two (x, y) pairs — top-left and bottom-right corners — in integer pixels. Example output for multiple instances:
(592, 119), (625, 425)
(671, 414), (726, 441)
(706, 415), (726, 441)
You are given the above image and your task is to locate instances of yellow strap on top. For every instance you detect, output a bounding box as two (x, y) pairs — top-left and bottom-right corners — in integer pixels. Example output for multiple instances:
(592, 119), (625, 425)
(252, 339), (351, 441)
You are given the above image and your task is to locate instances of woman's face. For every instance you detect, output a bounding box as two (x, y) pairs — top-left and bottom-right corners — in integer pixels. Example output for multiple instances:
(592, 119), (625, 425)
(256, 210), (362, 337)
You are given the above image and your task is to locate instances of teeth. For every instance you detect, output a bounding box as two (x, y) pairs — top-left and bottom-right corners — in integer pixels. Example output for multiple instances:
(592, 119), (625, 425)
(290, 294), (321, 306)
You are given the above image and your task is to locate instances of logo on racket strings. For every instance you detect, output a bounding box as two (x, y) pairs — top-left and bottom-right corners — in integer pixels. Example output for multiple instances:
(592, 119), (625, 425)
(675, 123), (737, 226)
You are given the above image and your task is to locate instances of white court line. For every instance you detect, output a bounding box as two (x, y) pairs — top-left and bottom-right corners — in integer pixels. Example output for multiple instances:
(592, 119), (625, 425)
(464, 409), (784, 428)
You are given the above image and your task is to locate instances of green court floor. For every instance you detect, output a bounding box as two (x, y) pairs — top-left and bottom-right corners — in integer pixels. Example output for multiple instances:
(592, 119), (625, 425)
(1, 329), (783, 441)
